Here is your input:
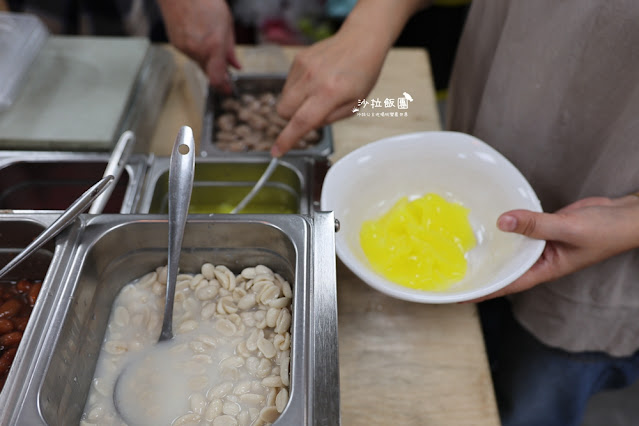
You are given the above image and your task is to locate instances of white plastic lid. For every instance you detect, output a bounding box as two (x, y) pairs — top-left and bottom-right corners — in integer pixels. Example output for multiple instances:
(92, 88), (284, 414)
(0, 12), (49, 111)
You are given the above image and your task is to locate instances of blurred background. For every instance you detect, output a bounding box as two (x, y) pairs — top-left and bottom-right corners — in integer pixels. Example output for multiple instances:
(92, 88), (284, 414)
(0, 0), (468, 111)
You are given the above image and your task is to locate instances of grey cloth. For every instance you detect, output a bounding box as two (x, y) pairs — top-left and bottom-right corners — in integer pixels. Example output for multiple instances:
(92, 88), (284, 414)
(447, 0), (639, 356)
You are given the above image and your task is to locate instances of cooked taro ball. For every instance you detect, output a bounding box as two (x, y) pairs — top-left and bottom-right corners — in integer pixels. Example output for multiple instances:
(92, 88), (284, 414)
(237, 108), (253, 122)
(235, 124), (252, 138)
(268, 113), (288, 128)
(240, 94), (256, 104)
(242, 134), (261, 149)
(265, 125), (280, 139)
(247, 100), (262, 112)
(259, 92), (277, 106)
(217, 113), (236, 132)
(259, 105), (272, 116)
(247, 115), (268, 131)
(221, 98), (241, 112)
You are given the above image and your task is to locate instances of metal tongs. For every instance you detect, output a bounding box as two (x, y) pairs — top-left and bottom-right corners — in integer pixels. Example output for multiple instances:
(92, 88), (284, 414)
(0, 176), (114, 281)
(89, 130), (135, 214)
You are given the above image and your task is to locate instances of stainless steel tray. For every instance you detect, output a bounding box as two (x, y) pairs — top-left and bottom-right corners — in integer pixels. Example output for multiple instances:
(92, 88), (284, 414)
(0, 151), (150, 214)
(138, 156), (315, 215)
(1, 213), (340, 426)
(200, 73), (333, 159)
(0, 213), (78, 413)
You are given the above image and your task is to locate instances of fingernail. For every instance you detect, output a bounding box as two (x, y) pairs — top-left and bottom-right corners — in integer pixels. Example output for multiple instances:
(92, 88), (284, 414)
(498, 215), (517, 232)
(271, 145), (281, 157)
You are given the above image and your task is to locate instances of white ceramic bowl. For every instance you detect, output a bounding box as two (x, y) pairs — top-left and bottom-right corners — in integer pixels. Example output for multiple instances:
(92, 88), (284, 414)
(321, 131), (545, 303)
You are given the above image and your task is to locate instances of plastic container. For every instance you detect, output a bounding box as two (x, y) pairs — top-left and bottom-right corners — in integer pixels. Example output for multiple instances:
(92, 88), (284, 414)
(0, 12), (49, 112)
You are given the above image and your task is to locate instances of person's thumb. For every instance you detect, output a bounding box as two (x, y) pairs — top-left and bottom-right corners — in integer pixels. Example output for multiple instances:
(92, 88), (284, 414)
(497, 210), (564, 241)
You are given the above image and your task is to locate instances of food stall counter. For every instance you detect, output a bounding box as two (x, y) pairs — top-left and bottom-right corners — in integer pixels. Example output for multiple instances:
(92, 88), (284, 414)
(150, 45), (501, 426)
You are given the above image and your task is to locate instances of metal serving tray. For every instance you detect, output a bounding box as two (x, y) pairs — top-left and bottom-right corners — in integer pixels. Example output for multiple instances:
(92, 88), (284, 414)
(200, 73), (333, 159)
(0, 213), (77, 410)
(138, 156), (315, 215)
(0, 151), (149, 214)
(1, 213), (340, 426)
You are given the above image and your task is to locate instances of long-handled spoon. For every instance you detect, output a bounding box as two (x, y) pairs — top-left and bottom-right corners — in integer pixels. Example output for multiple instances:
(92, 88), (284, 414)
(113, 126), (195, 423)
(230, 157), (279, 214)
(160, 125), (195, 341)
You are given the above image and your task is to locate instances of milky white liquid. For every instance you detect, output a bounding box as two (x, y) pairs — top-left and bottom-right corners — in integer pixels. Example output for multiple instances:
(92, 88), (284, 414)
(114, 336), (225, 425)
(80, 264), (292, 426)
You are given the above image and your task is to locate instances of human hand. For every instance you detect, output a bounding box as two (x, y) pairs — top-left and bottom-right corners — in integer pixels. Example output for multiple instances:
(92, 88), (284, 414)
(157, 0), (241, 94)
(270, 0), (428, 157)
(471, 195), (639, 302)
(271, 25), (388, 157)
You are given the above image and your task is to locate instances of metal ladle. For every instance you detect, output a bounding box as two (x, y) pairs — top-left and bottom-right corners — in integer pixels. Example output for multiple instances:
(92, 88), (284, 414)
(113, 126), (194, 423)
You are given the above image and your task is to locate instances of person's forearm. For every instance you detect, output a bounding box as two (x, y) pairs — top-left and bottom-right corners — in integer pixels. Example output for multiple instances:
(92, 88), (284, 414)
(339, 0), (431, 51)
(154, 0), (240, 91)
(271, 0), (430, 156)
(155, 0), (173, 16)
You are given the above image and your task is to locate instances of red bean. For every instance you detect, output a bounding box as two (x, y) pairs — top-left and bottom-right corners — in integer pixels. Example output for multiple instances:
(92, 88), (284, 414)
(27, 283), (41, 307)
(12, 317), (28, 332)
(0, 299), (21, 319)
(0, 348), (17, 375)
(15, 280), (31, 294)
(0, 319), (13, 334)
(0, 331), (22, 348)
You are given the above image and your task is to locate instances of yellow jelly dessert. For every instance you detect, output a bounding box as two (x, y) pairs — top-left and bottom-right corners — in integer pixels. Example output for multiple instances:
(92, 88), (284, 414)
(360, 193), (476, 291)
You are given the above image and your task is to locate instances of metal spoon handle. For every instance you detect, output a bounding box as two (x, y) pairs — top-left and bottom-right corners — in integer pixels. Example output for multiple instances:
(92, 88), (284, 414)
(0, 175), (114, 281)
(89, 130), (135, 214)
(159, 126), (195, 342)
(227, 69), (240, 98)
(230, 157), (279, 214)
